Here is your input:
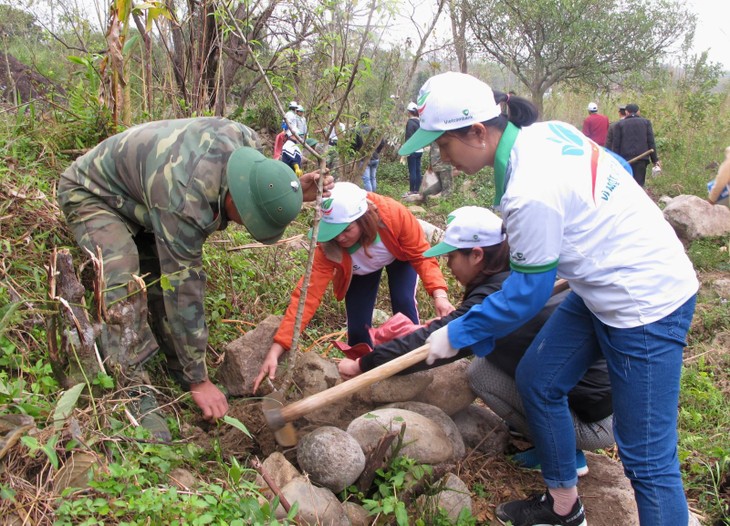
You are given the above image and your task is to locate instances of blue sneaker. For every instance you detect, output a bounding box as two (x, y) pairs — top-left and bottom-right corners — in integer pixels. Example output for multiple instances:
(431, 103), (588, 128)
(510, 448), (589, 477)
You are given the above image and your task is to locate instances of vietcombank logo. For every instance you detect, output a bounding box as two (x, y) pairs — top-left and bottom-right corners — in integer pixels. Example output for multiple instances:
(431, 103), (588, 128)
(416, 91), (429, 114)
(322, 198), (334, 216)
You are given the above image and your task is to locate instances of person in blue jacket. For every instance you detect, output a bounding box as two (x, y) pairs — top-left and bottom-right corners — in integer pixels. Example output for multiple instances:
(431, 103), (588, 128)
(399, 72), (698, 526)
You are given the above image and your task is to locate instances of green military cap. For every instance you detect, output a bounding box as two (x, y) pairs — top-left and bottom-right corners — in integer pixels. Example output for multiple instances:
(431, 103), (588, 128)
(227, 147), (303, 244)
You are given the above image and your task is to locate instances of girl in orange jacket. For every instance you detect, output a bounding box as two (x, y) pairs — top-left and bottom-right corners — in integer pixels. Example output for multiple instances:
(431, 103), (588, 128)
(253, 182), (454, 392)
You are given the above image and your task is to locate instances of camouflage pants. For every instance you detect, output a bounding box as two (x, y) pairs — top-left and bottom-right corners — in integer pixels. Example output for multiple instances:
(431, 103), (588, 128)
(58, 182), (182, 388)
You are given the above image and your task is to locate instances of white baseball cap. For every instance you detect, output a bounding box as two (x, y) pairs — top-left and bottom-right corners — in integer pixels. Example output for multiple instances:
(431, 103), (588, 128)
(588, 102), (598, 112)
(311, 182), (369, 242)
(399, 72), (502, 155)
(289, 100), (298, 108)
(407, 101), (418, 112)
(424, 206), (505, 257)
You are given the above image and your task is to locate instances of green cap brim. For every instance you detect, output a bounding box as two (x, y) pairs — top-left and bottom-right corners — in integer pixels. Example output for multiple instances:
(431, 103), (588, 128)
(423, 241), (458, 257)
(398, 129), (445, 156)
(308, 221), (349, 242)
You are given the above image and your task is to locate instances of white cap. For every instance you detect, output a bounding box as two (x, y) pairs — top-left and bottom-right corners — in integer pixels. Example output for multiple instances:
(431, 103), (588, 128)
(314, 182), (368, 242)
(296, 105), (305, 112)
(289, 100), (298, 108)
(424, 207), (505, 257)
(399, 72), (502, 155)
(407, 101), (418, 112)
(588, 102), (598, 112)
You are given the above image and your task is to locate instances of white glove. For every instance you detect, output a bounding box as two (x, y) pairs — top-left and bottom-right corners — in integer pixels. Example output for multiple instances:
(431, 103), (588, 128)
(425, 325), (459, 365)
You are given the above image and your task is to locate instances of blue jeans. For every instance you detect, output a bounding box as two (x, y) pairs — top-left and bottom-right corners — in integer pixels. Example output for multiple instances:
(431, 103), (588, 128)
(362, 158), (379, 192)
(515, 292), (696, 525)
(344, 259), (419, 346)
(407, 152), (422, 192)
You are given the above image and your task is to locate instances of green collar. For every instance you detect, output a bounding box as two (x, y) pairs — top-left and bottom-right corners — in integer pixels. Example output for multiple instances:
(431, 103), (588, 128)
(347, 233), (381, 254)
(493, 121), (520, 206)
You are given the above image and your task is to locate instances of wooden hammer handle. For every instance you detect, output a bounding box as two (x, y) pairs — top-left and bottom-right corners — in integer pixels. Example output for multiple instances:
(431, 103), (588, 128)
(275, 343), (430, 425)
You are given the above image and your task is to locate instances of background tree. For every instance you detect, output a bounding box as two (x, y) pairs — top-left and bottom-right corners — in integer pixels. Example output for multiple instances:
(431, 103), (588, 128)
(463, 0), (695, 114)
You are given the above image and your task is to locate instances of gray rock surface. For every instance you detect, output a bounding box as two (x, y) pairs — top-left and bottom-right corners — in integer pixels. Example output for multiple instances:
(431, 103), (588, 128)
(297, 426), (366, 493)
(383, 401), (466, 460)
(347, 408), (453, 464)
(451, 404), (510, 456)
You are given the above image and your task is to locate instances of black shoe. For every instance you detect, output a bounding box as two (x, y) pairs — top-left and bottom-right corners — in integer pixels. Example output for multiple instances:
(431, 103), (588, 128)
(496, 490), (586, 526)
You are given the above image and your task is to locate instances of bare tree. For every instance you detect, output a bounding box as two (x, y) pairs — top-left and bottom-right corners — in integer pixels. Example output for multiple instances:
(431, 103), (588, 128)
(463, 0), (695, 114)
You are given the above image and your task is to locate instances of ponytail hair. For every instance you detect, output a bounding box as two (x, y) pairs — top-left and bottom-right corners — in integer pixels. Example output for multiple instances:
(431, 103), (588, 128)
(492, 90), (539, 128)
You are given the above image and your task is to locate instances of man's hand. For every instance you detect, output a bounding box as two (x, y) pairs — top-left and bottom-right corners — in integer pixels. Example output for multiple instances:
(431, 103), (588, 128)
(338, 358), (363, 380)
(425, 325), (459, 365)
(253, 343), (286, 393)
(300, 171), (335, 201)
(190, 379), (228, 421)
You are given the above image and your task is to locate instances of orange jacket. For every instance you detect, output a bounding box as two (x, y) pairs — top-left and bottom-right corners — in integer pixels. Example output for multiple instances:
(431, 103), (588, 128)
(273, 193), (448, 350)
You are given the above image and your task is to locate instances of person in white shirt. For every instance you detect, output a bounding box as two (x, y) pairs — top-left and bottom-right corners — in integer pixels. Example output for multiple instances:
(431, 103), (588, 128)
(399, 72), (698, 526)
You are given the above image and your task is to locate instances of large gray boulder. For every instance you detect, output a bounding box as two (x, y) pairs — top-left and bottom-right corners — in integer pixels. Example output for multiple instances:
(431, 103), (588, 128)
(383, 401), (466, 461)
(275, 477), (350, 525)
(297, 426), (366, 493)
(451, 404), (510, 456)
(216, 314), (282, 396)
(662, 194), (730, 244)
(347, 408), (453, 464)
(412, 359), (476, 415)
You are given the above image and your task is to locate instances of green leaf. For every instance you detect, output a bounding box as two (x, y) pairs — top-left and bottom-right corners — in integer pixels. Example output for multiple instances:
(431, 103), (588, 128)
(160, 275), (174, 292)
(122, 34), (140, 55)
(222, 415), (252, 438)
(53, 383), (86, 430)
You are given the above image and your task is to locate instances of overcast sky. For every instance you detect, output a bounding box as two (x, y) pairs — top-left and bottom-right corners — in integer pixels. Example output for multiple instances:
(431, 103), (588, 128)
(684, 0), (729, 68)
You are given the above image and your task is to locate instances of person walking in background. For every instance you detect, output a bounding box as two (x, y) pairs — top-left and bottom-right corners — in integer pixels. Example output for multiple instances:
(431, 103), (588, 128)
(429, 142), (453, 197)
(283, 100), (300, 136)
(611, 103), (660, 187)
(337, 207), (615, 479)
(707, 146), (730, 206)
(605, 105), (626, 152)
(398, 71), (697, 526)
(353, 112), (385, 192)
(581, 102), (609, 146)
(404, 102), (423, 196)
(253, 181), (455, 393)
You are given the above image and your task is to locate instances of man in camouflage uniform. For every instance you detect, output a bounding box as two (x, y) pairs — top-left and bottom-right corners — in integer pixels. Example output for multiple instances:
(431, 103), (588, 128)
(58, 117), (329, 439)
(429, 142), (453, 197)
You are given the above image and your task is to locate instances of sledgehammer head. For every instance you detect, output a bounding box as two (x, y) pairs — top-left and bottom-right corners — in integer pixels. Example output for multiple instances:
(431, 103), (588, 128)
(261, 391), (297, 447)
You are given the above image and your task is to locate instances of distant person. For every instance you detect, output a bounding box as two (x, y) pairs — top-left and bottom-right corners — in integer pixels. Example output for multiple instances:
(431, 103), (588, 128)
(404, 102), (423, 196)
(283, 100), (300, 136)
(605, 105), (627, 152)
(581, 102), (609, 146)
(612, 103), (660, 187)
(707, 146), (730, 206)
(425, 143), (453, 197)
(280, 136), (303, 176)
(295, 105), (308, 139)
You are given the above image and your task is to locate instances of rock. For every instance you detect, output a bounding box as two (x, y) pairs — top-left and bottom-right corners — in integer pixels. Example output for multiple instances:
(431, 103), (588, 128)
(291, 350), (341, 397)
(168, 468), (199, 490)
(403, 193), (424, 204)
(342, 501), (371, 526)
(662, 194), (730, 244)
(712, 278), (730, 300)
(580, 452), (639, 526)
(216, 314), (282, 396)
(383, 401), (465, 460)
(276, 476), (350, 525)
(347, 408), (453, 464)
(418, 219), (445, 246)
(412, 359), (476, 415)
(419, 168), (442, 196)
(451, 404), (510, 456)
(297, 426), (366, 493)
(363, 373), (433, 404)
(426, 473), (472, 522)
(408, 205), (427, 215)
(255, 452), (300, 501)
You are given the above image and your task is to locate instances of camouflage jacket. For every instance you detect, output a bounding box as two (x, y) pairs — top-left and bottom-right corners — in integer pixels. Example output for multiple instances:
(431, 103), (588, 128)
(59, 118), (259, 384)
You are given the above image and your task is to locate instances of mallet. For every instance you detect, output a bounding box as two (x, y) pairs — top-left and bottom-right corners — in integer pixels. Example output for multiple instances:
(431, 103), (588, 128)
(263, 343), (430, 433)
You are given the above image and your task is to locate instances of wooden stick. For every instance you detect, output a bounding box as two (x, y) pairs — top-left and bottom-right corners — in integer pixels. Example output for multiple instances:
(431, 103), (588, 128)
(263, 344), (431, 430)
(627, 149), (654, 164)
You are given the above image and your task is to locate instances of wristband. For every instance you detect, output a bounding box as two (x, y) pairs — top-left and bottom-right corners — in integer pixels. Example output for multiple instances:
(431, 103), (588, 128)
(432, 290), (448, 299)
